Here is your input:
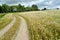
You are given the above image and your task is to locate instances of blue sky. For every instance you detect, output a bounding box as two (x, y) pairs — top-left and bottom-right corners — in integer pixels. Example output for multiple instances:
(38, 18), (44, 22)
(0, 0), (60, 9)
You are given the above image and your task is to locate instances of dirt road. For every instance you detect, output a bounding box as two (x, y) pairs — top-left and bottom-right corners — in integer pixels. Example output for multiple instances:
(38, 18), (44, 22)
(13, 16), (29, 40)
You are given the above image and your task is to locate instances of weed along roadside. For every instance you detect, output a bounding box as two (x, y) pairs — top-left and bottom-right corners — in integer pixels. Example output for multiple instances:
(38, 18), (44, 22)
(0, 16), (16, 38)
(0, 15), (21, 40)
(0, 14), (13, 30)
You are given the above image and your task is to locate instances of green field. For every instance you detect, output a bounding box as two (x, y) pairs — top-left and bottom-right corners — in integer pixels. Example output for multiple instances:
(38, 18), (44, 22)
(0, 10), (60, 40)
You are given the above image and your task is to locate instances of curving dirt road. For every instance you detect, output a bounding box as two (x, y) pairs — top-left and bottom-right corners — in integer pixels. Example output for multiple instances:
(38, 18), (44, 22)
(13, 16), (29, 40)
(0, 15), (29, 40)
(0, 16), (16, 38)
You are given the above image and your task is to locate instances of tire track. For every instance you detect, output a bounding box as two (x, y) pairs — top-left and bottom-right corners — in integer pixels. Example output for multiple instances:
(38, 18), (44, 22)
(13, 16), (29, 40)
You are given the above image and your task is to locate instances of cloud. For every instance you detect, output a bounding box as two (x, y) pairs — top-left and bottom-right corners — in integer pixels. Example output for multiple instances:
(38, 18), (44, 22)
(20, 0), (44, 7)
(45, 1), (53, 5)
(36, 0), (60, 9)
(0, 0), (60, 9)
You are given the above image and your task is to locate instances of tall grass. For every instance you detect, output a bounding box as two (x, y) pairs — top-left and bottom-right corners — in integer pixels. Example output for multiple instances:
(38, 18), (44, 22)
(0, 14), (21, 40)
(18, 10), (60, 40)
(0, 13), (6, 18)
(0, 14), (13, 29)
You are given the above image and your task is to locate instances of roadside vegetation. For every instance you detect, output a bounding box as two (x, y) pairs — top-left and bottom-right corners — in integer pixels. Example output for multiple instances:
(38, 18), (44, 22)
(0, 14), (21, 40)
(18, 10), (60, 40)
(0, 14), (13, 29)
(0, 14), (6, 18)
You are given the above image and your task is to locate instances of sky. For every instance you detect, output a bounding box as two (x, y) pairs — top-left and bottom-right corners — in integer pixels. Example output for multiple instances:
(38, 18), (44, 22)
(0, 0), (60, 9)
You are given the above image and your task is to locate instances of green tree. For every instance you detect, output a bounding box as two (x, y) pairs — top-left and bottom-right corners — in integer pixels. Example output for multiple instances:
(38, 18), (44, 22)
(17, 4), (25, 12)
(56, 8), (59, 10)
(9, 6), (14, 12)
(0, 4), (39, 13)
(2, 4), (9, 13)
(31, 4), (39, 11)
(25, 6), (31, 11)
(42, 8), (47, 10)
(0, 6), (3, 13)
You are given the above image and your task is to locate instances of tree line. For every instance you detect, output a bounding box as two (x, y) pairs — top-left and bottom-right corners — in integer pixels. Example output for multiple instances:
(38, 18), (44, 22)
(0, 4), (40, 13)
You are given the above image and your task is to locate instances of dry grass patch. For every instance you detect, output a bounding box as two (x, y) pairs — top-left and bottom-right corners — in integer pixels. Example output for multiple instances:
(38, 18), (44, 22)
(0, 14), (13, 29)
(18, 10), (60, 40)
(0, 14), (21, 40)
